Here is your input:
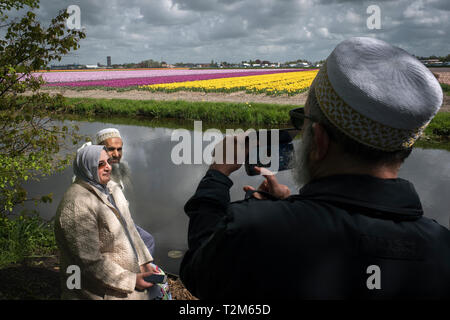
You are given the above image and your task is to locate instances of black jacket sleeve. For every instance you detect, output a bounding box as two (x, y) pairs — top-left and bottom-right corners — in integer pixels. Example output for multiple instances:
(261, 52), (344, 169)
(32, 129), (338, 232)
(180, 169), (291, 299)
(179, 169), (252, 299)
(183, 169), (233, 251)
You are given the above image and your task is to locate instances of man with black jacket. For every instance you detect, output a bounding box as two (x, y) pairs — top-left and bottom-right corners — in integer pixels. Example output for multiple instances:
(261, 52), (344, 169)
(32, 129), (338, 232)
(179, 37), (450, 299)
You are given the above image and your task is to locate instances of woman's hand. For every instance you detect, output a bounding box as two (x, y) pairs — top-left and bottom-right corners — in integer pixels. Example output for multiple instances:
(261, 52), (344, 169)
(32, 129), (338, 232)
(243, 167), (291, 200)
(136, 263), (157, 290)
(136, 271), (154, 290)
(140, 262), (155, 273)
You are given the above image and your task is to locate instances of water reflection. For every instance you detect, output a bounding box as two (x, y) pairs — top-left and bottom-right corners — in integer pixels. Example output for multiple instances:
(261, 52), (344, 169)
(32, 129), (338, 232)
(398, 148), (450, 227)
(16, 120), (450, 274)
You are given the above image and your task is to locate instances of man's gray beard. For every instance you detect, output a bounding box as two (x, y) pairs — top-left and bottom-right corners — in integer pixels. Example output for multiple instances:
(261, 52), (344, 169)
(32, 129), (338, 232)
(292, 125), (314, 188)
(110, 161), (132, 191)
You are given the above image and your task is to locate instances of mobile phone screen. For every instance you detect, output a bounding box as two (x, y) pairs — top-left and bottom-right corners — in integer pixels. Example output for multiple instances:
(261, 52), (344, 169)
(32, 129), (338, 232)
(245, 128), (299, 176)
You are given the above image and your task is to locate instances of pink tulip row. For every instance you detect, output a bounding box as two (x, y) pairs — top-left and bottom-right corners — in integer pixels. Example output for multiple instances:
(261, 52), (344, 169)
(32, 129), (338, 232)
(37, 68), (297, 83)
(42, 69), (305, 88)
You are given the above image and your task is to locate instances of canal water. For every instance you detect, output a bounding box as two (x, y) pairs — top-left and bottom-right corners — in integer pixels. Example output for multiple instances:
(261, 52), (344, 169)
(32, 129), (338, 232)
(16, 118), (450, 275)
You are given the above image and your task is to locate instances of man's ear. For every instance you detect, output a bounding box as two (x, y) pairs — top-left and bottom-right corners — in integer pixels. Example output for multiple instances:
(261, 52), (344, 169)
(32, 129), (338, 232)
(311, 123), (330, 161)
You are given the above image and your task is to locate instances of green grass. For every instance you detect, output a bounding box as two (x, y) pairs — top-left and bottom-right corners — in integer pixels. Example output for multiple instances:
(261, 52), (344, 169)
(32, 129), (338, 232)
(61, 97), (449, 137)
(415, 138), (450, 152)
(441, 83), (450, 95)
(414, 112), (450, 150)
(62, 113), (287, 131)
(0, 212), (57, 269)
(62, 97), (298, 126)
(423, 112), (450, 138)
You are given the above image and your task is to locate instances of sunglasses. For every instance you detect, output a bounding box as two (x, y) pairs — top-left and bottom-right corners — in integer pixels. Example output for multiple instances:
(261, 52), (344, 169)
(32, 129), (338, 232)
(98, 158), (113, 168)
(289, 108), (316, 130)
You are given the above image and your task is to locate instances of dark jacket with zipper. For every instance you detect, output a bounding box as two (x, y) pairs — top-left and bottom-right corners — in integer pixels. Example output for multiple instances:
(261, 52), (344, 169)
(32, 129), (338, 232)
(179, 170), (450, 299)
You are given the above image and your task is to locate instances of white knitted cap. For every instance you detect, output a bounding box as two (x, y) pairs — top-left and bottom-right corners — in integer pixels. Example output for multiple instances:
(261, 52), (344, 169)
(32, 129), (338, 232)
(313, 37), (443, 151)
(95, 128), (122, 144)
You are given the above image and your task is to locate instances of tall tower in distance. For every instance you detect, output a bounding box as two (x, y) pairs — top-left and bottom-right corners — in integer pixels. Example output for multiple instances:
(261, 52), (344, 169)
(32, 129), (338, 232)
(107, 56), (111, 67)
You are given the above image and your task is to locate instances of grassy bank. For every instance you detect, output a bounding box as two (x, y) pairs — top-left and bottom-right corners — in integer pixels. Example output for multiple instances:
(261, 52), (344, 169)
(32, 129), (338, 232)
(423, 112), (450, 139)
(61, 97), (449, 141)
(62, 97), (295, 126)
(415, 112), (450, 151)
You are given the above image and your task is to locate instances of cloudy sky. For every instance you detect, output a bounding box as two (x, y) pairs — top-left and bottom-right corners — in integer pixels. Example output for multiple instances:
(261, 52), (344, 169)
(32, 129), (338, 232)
(24, 0), (450, 64)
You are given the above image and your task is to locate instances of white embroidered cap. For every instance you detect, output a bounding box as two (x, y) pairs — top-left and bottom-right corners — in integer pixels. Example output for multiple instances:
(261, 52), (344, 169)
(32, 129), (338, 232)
(313, 37), (443, 151)
(95, 128), (122, 144)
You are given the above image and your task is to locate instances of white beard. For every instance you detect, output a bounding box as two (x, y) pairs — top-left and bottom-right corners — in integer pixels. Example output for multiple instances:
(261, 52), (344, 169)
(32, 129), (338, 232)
(292, 125), (314, 188)
(110, 160), (132, 191)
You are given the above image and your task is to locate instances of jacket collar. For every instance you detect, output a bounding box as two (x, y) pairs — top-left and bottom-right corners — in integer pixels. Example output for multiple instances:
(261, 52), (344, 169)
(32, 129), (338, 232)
(75, 178), (120, 215)
(296, 174), (423, 221)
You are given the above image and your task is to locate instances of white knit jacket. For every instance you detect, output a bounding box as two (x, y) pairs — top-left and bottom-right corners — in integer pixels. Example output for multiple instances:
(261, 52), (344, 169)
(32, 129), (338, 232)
(54, 179), (153, 300)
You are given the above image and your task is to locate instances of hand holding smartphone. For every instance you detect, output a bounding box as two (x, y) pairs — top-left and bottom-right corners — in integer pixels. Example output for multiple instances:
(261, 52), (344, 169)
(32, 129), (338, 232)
(144, 273), (167, 284)
(245, 128), (299, 176)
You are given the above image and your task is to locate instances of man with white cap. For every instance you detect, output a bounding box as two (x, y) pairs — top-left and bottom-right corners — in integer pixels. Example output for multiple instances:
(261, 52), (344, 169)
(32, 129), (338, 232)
(94, 128), (155, 257)
(180, 37), (450, 299)
(94, 128), (133, 190)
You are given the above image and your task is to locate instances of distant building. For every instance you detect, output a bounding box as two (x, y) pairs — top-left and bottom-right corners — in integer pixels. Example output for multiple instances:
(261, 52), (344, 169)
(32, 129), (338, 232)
(107, 56), (111, 67)
(289, 62), (310, 68)
(420, 59), (447, 67)
(50, 64), (85, 70)
(420, 59), (440, 64)
(86, 64), (99, 69)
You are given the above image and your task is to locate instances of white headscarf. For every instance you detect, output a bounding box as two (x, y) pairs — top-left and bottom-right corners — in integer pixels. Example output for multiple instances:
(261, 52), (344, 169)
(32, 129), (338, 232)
(73, 144), (108, 193)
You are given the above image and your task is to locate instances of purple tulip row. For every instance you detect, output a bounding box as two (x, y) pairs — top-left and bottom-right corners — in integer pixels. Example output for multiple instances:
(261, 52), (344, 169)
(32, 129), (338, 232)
(38, 68), (297, 83)
(43, 69), (305, 88)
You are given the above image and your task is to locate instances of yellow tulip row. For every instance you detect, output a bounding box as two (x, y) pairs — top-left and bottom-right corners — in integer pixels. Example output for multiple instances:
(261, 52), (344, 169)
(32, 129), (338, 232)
(139, 70), (319, 95)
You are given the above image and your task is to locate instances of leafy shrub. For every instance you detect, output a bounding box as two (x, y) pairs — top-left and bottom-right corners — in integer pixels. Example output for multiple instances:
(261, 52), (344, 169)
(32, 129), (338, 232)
(0, 212), (56, 268)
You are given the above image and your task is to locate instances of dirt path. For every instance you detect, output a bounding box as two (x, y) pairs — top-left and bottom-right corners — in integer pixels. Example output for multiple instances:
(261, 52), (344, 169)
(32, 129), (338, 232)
(39, 88), (309, 105)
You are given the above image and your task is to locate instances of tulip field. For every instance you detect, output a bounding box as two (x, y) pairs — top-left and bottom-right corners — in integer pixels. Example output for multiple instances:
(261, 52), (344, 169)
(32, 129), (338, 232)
(40, 68), (283, 85)
(140, 70), (318, 95)
(38, 68), (318, 95)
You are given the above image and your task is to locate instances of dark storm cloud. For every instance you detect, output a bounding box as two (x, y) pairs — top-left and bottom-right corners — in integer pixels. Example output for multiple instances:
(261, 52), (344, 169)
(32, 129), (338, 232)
(22, 0), (450, 64)
(430, 1), (450, 11)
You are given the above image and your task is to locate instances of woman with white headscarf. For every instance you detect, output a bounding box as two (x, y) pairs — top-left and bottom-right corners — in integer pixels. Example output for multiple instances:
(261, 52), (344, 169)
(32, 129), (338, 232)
(55, 145), (170, 300)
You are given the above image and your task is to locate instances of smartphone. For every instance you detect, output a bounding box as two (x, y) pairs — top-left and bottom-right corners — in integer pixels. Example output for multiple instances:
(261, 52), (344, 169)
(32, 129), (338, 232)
(245, 128), (299, 176)
(144, 273), (167, 284)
